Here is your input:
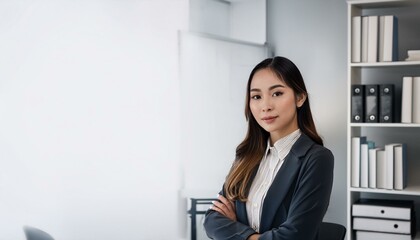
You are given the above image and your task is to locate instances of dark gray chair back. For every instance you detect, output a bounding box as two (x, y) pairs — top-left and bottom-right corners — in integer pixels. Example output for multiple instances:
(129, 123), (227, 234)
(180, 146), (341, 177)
(23, 226), (55, 240)
(318, 222), (346, 240)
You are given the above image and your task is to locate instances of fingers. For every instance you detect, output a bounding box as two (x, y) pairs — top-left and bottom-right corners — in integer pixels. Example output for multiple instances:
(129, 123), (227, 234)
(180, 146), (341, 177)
(210, 194), (237, 221)
(217, 194), (235, 213)
(211, 199), (227, 216)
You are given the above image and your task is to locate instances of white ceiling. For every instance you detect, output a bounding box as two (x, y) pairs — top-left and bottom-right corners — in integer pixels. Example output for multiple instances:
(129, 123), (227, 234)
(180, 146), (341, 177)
(223, 0), (254, 2)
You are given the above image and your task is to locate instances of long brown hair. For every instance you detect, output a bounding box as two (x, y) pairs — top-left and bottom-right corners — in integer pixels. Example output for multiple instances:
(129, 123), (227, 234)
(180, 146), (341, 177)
(224, 56), (323, 201)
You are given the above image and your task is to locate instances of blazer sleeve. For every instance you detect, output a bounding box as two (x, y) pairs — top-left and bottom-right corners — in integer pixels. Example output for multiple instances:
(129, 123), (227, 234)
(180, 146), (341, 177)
(203, 193), (257, 240)
(259, 147), (334, 240)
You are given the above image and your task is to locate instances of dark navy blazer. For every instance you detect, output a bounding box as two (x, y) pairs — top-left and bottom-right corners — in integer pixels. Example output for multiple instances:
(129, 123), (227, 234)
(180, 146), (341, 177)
(203, 133), (334, 240)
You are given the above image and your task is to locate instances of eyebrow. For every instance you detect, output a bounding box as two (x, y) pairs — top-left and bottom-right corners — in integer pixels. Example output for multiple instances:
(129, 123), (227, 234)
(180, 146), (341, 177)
(250, 84), (285, 92)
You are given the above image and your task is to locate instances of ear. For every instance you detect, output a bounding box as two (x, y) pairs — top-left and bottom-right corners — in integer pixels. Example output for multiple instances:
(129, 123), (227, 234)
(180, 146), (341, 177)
(296, 93), (307, 108)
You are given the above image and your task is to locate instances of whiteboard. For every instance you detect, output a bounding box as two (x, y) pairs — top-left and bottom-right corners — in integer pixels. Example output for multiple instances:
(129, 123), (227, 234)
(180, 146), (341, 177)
(179, 31), (270, 198)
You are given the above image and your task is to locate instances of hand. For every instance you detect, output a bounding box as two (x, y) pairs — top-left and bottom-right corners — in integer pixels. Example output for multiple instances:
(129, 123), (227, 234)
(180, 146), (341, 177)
(211, 194), (237, 221)
(247, 234), (260, 240)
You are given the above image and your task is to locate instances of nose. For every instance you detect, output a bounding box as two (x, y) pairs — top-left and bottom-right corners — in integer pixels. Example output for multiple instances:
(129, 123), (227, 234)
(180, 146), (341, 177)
(262, 98), (272, 112)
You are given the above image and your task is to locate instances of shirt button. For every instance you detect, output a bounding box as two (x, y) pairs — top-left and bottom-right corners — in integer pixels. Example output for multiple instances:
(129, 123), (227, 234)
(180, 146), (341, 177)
(253, 203), (257, 208)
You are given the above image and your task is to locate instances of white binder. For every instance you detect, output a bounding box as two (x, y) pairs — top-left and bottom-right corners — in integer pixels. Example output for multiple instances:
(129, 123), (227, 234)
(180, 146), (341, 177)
(356, 230), (411, 240)
(353, 217), (411, 234)
(352, 199), (414, 220)
(353, 204), (412, 220)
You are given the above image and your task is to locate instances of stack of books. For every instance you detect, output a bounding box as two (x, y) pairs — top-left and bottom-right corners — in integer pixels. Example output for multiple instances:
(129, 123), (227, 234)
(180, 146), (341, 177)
(351, 136), (407, 190)
(352, 199), (416, 240)
(405, 50), (420, 61)
(352, 15), (398, 63)
(351, 84), (394, 123)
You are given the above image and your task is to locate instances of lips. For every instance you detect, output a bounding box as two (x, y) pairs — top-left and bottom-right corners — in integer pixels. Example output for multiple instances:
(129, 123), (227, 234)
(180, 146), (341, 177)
(261, 116), (278, 123)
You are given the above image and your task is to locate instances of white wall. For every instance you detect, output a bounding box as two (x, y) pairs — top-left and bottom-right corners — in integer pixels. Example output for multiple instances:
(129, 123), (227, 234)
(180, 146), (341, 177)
(230, 0), (266, 44)
(0, 1), (188, 239)
(189, 0), (231, 37)
(267, 0), (348, 226)
(189, 0), (266, 44)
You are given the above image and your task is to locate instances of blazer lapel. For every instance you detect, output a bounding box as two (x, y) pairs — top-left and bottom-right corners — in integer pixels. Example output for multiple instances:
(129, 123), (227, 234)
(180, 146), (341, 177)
(259, 134), (314, 232)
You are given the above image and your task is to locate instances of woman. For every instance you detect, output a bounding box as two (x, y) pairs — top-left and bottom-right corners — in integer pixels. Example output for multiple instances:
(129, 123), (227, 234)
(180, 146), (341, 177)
(203, 56), (334, 240)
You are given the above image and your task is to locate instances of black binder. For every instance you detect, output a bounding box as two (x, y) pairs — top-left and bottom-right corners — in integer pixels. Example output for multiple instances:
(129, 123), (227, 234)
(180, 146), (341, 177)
(351, 84), (365, 123)
(379, 84), (394, 123)
(365, 85), (379, 123)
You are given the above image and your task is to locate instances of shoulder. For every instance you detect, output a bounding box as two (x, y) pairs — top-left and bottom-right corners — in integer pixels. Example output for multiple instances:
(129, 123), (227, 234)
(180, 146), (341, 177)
(292, 134), (334, 167)
(291, 134), (333, 159)
(293, 141), (334, 185)
(306, 144), (334, 170)
(308, 144), (334, 161)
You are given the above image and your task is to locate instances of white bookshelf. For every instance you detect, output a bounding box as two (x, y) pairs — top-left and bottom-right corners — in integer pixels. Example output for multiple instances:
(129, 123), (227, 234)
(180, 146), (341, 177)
(351, 60), (420, 67)
(350, 123), (420, 127)
(347, 0), (420, 239)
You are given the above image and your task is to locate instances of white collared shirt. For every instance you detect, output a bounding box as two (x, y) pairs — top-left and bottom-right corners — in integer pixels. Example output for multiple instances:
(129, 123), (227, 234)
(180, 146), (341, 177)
(246, 129), (301, 232)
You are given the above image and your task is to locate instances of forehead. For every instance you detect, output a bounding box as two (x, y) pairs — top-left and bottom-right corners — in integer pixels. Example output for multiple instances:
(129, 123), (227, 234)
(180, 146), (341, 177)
(250, 68), (287, 88)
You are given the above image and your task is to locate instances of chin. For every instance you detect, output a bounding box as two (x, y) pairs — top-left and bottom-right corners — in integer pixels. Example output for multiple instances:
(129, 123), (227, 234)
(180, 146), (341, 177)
(264, 126), (279, 133)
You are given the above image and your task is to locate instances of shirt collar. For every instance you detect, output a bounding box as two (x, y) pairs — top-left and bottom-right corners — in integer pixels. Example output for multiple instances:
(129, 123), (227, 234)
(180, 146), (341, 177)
(264, 129), (302, 157)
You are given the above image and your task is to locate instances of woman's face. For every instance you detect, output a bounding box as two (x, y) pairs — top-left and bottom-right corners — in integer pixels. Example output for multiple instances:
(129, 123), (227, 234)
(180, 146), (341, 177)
(249, 68), (305, 144)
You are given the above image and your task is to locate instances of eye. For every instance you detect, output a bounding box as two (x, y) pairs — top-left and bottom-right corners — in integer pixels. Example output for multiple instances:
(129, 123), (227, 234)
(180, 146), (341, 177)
(272, 91), (283, 97)
(251, 95), (261, 100)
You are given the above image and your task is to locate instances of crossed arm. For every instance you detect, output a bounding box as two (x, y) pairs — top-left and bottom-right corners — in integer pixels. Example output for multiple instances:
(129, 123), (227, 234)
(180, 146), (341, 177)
(210, 194), (261, 240)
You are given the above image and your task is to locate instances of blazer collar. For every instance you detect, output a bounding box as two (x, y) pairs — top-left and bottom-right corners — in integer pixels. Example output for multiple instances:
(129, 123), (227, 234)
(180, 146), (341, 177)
(259, 133), (314, 232)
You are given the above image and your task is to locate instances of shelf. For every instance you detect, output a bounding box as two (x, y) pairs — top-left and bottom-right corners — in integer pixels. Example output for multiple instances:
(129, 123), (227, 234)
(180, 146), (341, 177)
(350, 187), (420, 196)
(350, 123), (420, 127)
(347, 0), (418, 8)
(350, 172), (420, 196)
(350, 61), (420, 67)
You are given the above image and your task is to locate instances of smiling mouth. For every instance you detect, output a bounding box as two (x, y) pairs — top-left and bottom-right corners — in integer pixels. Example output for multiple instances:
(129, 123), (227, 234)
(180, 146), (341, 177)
(261, 116), (278, 123)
